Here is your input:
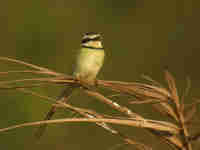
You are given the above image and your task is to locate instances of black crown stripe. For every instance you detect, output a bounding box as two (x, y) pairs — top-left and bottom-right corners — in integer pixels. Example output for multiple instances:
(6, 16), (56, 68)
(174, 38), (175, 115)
(84, 32), (100, 36)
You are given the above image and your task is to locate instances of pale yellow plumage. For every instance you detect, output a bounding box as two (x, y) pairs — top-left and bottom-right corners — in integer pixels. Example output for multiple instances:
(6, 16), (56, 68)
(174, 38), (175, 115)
(74, 47), (105, 82)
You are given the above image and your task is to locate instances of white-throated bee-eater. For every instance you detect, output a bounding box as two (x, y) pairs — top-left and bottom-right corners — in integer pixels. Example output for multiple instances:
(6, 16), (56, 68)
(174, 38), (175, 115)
(35, 32), (105, 138)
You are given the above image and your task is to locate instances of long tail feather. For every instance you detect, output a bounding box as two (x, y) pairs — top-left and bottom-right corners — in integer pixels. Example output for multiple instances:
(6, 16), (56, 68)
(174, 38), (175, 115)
(35, 85), (76, 139)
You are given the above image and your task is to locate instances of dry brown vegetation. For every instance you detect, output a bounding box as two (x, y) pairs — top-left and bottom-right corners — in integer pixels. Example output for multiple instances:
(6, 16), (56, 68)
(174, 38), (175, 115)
(0, 56), (199, 150)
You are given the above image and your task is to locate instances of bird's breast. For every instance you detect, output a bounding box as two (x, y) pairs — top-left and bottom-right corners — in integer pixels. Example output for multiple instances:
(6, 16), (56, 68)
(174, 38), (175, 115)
(74, 48), (105, 81)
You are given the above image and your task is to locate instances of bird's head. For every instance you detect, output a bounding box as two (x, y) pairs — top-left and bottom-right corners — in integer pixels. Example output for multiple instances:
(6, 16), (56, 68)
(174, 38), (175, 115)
(81, 32), (103, 49)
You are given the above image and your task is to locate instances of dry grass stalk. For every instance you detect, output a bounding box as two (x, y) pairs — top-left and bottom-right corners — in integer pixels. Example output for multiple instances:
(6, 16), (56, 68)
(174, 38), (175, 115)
(0, 56), (199, 150)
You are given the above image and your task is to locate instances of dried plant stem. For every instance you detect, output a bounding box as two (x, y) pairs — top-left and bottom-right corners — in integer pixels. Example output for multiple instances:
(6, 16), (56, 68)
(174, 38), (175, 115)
(0, 56), (65, 76)
(0, 118), (178, 134)
(17, 88), (151, 149)
(1, 57), (199, 150)
(84, 89), (142, 118)
(165, 71), (192, 150)
(0, 70), (52, 75)
(84, 89), (180, 134)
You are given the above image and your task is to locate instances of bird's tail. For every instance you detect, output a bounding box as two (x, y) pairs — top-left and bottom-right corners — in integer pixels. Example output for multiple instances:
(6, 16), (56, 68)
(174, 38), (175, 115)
(34, 85), (76, 139)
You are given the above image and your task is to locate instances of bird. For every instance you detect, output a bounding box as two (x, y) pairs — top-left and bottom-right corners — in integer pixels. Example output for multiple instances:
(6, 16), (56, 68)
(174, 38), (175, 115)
(35, 32), (105, 138)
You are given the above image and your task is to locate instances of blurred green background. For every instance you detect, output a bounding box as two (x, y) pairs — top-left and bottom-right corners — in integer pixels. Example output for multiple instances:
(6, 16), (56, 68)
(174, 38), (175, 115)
(0, 0), (200, 149)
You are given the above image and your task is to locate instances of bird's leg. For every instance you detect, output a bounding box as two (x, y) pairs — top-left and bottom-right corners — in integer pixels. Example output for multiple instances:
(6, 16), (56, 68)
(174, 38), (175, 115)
(94, 79), (99, 87)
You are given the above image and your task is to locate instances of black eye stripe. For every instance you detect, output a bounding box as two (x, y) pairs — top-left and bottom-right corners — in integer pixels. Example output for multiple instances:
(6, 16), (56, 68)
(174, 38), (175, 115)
(82, 37), (101, 44)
